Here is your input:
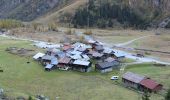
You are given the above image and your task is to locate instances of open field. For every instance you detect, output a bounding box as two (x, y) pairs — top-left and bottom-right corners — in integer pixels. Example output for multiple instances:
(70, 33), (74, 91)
(0, 37), (169, 99)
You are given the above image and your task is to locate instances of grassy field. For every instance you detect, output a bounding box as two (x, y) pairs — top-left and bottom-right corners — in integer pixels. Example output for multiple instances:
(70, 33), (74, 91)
(0, 37), (168, 100)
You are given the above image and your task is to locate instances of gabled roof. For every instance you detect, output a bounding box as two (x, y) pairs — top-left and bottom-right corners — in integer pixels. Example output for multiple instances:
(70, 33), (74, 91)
(63, 45), (72, 51)
(57, 51), (66, 58)
(51, 58), (58, 65)
(140, 79), (162, 90)
(103, 47), (114, 54)
(113, 50), (126, 58)
(122, 72), (146, 83)
(105, 57), (116, 62)
(96, 62), (116, 69)
(81, 55), (90, 61)
(70, 54), (82, 60)
(47, 48), (60, 54)
(59, 57), (71, 64)
(42, 55), (54, 60)
(95, 45), (104, 51)
(45, 64), (54, 69)
(33, 52), (45, 59)
(69, 50), (82, 55)
(92, 52), (103, 57)
(73, 60), (90, 66)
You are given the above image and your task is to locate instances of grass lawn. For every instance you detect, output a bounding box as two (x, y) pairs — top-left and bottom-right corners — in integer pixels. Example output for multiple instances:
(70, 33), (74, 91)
(0, 37), (167, 100)
(96, 36), (141, 44)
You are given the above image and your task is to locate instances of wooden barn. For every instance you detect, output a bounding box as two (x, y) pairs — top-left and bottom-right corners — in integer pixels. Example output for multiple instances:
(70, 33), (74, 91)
(95, 61), (119, 73)
(122, 72), (147, 90)
(139, 79), (163, 93)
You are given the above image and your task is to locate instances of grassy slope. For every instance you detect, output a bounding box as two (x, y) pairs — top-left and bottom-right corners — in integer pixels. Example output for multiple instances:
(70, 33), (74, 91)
(35, 0), (88, 24)
(0, 37), (168, 100)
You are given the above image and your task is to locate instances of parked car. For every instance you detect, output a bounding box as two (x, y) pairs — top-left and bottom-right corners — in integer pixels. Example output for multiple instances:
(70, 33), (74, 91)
(110, 76), (119, 80)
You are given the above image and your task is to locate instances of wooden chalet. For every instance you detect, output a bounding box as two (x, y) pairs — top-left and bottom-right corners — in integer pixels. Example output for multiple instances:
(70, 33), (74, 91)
(58, 57), (72, 70)
(95, 61), (119, 73)
(72, 60), (92, 72)
(41, 55), (54, 65)
(122, 72), (147, 89)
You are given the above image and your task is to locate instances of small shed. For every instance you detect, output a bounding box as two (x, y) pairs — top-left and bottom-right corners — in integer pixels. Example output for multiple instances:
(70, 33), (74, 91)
(122, 72), (147, 90)
(72, 60), (91, 72)
(140, 79), (163, 93)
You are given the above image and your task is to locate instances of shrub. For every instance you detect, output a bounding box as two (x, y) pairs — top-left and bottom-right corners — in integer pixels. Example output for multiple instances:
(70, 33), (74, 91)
(0, 19), (23, 29)
(65, 29), (72, 35)
(84, 30), (93, 35)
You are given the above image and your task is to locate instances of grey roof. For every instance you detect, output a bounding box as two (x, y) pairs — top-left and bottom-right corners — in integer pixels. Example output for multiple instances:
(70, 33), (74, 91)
(95, 45), (104, 51)
(103, 47), (114, 54)
(92, 52), (103, 57)
(51, 58), (58, 65)
(57, 51), (66, 58)
(73, 60), (90, 66)
(105, 57), (116, 62)
(42, 55), (54, 60)
(122, 72), (146, 83)
(97, 62), (116, 69)
(33, 52), (45, 59)
(45, 64), (54, 69)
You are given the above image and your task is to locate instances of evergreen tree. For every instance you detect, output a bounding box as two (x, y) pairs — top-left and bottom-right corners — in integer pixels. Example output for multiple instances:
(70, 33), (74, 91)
(165, 88), (170, 100)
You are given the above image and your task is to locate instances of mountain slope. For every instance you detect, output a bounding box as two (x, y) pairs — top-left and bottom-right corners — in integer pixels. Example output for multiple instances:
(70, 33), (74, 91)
(0, 0), (72, 21)
(35, 0), (88, 24)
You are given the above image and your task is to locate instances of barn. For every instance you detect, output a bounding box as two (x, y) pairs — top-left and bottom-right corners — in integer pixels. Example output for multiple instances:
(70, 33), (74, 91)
(122, 72), (147, 90)
(139, 79), (163, 93)
(95, 61), (119, 73)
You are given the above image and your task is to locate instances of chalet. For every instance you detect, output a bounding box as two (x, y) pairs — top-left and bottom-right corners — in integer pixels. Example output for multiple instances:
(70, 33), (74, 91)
(58, 57), (72, 70)
(41, 55), (54, 65)
(103, 48), (115, 58)
(88, 51), (104, 60)
(95, 62), (119, 73)
(122, 72), (147, 90)
(43, 57), (58, 71)
(139, 79), (163, 93)
(72, 60), (91, 72)
(113, 51), (125, 61)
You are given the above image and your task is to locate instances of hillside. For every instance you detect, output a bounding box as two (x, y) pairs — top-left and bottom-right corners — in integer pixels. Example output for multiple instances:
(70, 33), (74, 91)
(0, 0), (73, 21)
(0, 0), (170, 28)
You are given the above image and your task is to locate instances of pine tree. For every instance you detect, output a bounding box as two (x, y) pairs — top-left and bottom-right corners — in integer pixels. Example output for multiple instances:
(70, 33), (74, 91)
(165, 88), (170, 100)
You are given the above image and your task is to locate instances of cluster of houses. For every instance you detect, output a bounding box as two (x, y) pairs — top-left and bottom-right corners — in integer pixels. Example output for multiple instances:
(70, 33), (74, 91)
(33, 40), (125, 73)
(122, 72), (163, 93)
